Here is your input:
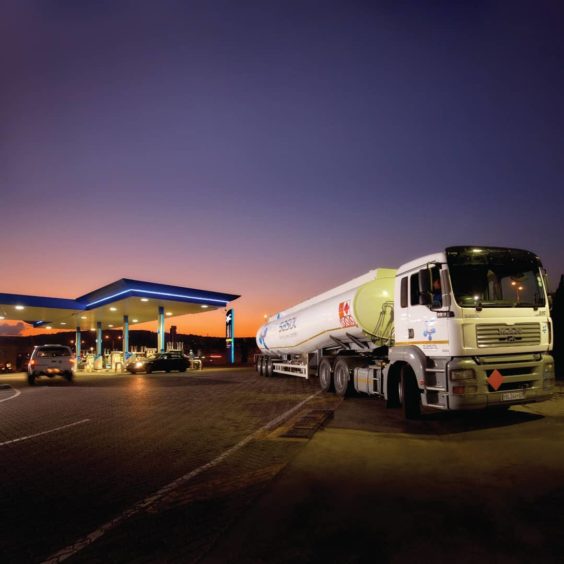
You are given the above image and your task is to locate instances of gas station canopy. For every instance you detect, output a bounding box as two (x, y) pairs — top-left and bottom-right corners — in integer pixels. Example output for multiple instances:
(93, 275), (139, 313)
(0, 278), (240, 330)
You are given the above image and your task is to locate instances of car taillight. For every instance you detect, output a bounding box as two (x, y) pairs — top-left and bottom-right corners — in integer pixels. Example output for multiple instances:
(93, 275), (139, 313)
(29, 360), (35, 366)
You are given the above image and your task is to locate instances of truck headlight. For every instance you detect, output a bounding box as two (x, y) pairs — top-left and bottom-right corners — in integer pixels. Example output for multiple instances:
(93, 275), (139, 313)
(450, 368), (475, 381)
(544, 363), (554, 378)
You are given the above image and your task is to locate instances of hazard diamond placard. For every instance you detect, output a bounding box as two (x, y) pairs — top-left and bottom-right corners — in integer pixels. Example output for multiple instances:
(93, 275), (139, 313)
(487, 369), (504, 391)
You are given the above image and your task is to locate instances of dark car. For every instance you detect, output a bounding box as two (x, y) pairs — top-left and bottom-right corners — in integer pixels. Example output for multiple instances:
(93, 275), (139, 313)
(126, 352), (190, 374)
(0, 362), (14, 373)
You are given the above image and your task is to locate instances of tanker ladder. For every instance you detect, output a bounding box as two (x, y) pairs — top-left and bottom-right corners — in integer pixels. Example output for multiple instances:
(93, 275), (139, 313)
(370, 301), (395, 347)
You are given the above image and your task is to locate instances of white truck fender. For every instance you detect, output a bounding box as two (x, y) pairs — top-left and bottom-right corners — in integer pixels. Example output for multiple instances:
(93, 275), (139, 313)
(387, 346), (427, 390)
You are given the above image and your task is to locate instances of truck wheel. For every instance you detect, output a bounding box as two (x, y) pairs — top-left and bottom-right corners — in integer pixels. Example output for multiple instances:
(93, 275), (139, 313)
(265, 357), (274, 377)
(318, 358), (334, 393)
(400, 366), (421, 420)
(255, 356), (261, 372)
(333, 358), (352, 397)
(259, 356), (266, 376)
(386, 370), (400, 408)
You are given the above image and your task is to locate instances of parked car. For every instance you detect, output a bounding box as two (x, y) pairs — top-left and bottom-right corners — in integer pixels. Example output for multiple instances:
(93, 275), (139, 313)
(0, 362), (14, 373)
(28, 345), (75, 385)
(126, 352), (190, 374)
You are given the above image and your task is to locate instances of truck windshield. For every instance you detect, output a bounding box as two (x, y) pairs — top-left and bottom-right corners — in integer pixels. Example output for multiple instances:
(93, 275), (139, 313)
(446, 247), (546, 308)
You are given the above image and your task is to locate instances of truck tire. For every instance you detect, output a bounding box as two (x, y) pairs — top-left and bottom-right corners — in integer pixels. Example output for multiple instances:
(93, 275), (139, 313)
(386, 368), (401, 408)
(333, 358), (352, 397)
(265, 357), (274, 377)
(259, 356), (266, 377)
(400, 366), (421, 419)
(318, 358), (334, 393)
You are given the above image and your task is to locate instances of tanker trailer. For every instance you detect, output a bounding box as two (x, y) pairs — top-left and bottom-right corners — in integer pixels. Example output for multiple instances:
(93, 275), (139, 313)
(256, 246), (555, 419)
(256, 268), (396, 382)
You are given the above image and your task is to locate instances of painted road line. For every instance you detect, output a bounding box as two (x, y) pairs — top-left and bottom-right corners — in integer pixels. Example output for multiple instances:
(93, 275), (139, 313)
(43, 390), (322, 564)
(0, 386), (21, 404)
(0, 419), (91, 447)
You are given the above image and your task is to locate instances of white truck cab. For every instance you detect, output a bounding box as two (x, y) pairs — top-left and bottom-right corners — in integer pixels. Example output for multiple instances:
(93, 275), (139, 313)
(390, 246), (554, 413)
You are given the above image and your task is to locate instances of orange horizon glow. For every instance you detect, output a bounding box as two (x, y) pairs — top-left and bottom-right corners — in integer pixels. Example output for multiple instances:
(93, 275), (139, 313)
(1, 310), (261, 340)
(8, 310), (257, 339)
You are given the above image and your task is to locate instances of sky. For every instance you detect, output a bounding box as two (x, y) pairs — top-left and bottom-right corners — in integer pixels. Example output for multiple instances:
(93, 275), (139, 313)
(1, 0), (563, 338)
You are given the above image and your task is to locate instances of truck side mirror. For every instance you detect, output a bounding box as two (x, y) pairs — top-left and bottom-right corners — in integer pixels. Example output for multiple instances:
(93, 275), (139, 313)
(440, 269), (451, 308)
(418, 269), (432, 306)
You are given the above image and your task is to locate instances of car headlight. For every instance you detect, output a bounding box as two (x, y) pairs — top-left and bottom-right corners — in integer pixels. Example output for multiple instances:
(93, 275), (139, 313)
(450, 368), (475, 381)
(135, 362), (144, 368)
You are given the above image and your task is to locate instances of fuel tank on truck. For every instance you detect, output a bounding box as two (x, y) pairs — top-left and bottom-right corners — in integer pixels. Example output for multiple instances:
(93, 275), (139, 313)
(256, 268), (397, 356)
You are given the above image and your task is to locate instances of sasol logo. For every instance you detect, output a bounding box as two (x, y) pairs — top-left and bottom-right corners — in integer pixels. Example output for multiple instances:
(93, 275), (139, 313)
(279, 317), (297, 332)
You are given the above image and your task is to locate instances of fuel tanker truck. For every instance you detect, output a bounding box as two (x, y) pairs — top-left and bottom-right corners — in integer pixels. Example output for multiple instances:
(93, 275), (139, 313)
(255, 246), (555, 418)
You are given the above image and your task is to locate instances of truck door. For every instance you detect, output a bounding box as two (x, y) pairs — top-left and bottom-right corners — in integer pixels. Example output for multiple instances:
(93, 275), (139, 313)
(406, 265), (450, 355)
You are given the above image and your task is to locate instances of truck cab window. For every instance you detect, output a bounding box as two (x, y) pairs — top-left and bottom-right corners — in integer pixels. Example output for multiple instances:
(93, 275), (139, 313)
(410, 274), (419, 306)
(431, 266), (442, 308)
(400, 277), (408, 308)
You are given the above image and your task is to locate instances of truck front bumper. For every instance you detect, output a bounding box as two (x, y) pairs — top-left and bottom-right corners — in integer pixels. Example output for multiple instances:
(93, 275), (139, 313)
(444, 353), (555, 411)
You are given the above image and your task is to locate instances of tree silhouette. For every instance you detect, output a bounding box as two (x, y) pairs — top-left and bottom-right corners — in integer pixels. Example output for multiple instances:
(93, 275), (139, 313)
(551, 275), (564, 379)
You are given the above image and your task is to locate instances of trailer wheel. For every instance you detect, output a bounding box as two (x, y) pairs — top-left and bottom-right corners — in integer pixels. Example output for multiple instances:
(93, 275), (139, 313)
(318, 358), (334, 393)
(258, 356), (266, 376)
(333, 358), (352, 397)
(400, 366), (421, 420)
(265, 357), (274, 378)
(255, 356), (261, 372)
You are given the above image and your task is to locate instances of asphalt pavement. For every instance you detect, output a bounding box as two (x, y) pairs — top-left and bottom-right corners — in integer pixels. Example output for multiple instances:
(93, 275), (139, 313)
(1, 369), (562, 564)
(205, 381), (564, 564)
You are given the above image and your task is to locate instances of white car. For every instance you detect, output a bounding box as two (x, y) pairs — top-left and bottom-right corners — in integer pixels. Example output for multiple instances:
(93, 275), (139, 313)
(28, 345), (75, 385)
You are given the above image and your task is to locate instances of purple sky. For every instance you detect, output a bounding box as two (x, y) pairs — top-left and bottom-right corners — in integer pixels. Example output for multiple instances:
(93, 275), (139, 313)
(2, 1), (563, 337)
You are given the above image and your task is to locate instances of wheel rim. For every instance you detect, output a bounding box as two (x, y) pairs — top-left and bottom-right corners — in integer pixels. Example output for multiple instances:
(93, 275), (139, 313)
(320, 364), (330, 388)
(334, 365), (348, 393)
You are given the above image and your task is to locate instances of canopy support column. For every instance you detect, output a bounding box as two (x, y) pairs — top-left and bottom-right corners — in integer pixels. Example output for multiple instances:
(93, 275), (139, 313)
(230, 309), (235, 364)
(96, 322), (102, 359)
(123, 315), (129, 359)
(75, 327), (81, 366)
(158, 306), (165, 353)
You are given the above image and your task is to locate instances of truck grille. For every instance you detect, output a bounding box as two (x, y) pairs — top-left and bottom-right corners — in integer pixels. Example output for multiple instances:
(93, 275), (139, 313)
(476, 323), (541, 348)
